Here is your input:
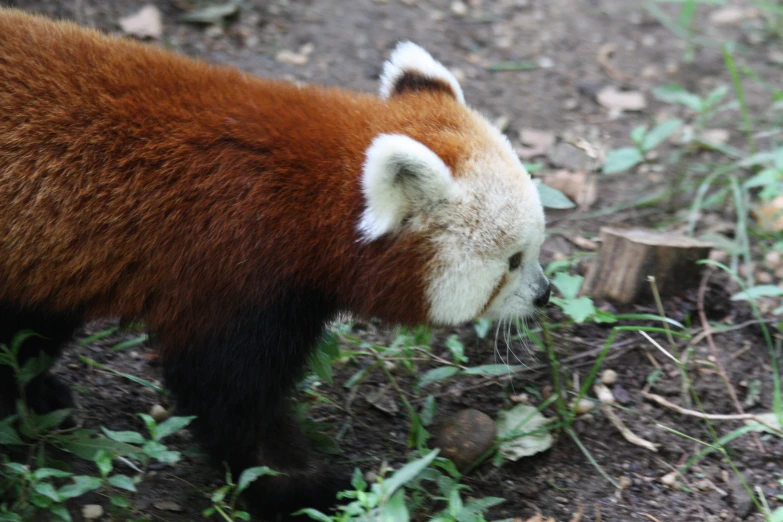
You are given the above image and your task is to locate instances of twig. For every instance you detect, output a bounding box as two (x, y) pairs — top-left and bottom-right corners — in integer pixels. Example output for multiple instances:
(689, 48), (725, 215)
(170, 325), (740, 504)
(600, 403), (660, 452)
(642, 391), (783, 435)
(696, 270), (764, 452)
(689, 318), (779, 346)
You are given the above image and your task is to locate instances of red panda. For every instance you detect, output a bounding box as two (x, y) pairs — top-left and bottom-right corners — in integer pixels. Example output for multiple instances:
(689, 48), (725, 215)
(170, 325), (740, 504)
(0, 8), (550, 519)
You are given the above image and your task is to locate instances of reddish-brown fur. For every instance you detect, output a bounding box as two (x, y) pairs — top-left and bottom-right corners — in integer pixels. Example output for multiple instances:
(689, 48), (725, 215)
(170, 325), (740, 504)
(0, 9), (497, 518)
(0, 10), (482, 349)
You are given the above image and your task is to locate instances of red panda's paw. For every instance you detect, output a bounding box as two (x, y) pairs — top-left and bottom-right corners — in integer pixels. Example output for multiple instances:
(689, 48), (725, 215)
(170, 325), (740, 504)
(243, 466), (351, 521)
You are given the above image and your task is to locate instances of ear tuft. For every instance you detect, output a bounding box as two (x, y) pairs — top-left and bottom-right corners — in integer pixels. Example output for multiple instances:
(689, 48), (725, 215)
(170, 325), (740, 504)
(358, 134), (459, 241)
(379, 42), (465, 104)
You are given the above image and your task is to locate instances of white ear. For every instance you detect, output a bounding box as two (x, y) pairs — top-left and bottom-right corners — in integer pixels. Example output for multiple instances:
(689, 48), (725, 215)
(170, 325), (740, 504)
(379, 42), (465, 104)
(358, 134), (460, 241)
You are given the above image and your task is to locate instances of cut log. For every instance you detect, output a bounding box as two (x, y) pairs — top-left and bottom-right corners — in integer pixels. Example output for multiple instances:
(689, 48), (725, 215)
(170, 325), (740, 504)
(581, 227), (712, 304)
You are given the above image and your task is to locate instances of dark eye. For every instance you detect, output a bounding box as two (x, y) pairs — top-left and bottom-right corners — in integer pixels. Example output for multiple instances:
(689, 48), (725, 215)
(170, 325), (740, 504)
(508, 252), (523, 271)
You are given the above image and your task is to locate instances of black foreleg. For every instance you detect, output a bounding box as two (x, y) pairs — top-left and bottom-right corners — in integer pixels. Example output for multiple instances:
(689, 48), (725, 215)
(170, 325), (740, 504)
(162, 294), (346, 520)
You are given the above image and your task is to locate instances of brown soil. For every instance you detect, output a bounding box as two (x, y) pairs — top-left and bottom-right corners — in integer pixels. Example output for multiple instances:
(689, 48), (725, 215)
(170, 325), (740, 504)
(3, 0), (782, 521)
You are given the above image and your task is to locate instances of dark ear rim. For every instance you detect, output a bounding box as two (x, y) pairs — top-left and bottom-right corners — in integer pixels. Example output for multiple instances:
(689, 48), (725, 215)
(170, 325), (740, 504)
(379, 42), (465, 104)
(387, 71), (460, 100)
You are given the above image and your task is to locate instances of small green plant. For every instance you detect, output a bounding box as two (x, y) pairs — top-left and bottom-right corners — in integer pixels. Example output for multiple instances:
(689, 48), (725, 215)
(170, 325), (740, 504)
(204, 466), (279, 521)
(603, 118), (683, 174)
(0, 332), (194, 521)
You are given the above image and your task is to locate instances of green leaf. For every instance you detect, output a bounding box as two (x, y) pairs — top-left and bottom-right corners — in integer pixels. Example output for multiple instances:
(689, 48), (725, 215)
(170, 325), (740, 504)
(210, 485), (231, 503)
(462, 364), (525, 376)
(603, 147), (644, 174)
(381, 449), (440, 500)
(652, 84), (703, 111)
(48, 504), (73, 522)
(142, 441), (181, 463)
(108, 474), (137, 492)
(111, 334), (148, 351)
(237, 466), (279, 494)
(0, 416), (23, 445)
(420, 395), (437, 427)
(382, 489), (409, 522)
(110, 495), (131, 508)
(560, 296), (597, 323)
(641, 119), (681, 151)
(770, 507), (783, 522)
(94, 450), (113, 477)
(78, 326), (119, 347)
(743, 168), (780, 189)
(418, 366), (460, 388)
(56, 430), (139, 461)
(445, 335), (467, 364)
(137, 413), (157, 439)
(551, 272), (583, 300)
(58, 475), (102, 500)
(535, 182), (576, 209)
(33, 482), (60, 502)
(154, 416), (196, 441)
(351, 467), (367, 492)
(308, 344), (334, 385)
(33, 468), (73, 480)
(101, 427), (145, 444)
(234, 512), (251, 521)
(703, 85), (729, 109)
(17, 353), (51, 386)
(731, 285), (783, 301)
(20, 408), (73, 437)
(630, 125), (648, 146)
(473, 318), (492, 339)
(80, 357), (167, 395)
(775, 147), (783, 171)
(290, 508), (334, 522)
(4, 462), (29, 475)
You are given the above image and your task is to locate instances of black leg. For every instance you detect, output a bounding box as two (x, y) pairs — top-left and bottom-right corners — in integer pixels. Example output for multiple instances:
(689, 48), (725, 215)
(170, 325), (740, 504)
(0, 304), (82, 419)
(162, 292), (347, 520)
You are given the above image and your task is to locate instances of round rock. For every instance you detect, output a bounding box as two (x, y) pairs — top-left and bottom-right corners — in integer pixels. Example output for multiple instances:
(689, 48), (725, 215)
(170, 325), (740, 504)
(434, 408), (496, 470)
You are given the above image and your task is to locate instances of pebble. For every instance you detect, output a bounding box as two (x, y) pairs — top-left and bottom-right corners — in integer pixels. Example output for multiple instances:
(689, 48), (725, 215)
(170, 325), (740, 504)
(154, 500), (183, 512)
(601, 369), (618, 385)
(661, 472), (678, 487)
(574, 398), (595, 414)
(276, 50), (309, 66)
(450, 1), (468, 16)
(150, 404), (170, 422)
(82, 504), (104, 519)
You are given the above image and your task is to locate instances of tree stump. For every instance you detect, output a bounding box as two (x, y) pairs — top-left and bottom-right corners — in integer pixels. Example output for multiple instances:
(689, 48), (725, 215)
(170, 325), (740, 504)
(581, 227), (712, 304)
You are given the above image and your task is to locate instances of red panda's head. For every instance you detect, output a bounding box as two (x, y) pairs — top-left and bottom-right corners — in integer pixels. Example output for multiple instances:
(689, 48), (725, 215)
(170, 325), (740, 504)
(357, 42), (549, 326)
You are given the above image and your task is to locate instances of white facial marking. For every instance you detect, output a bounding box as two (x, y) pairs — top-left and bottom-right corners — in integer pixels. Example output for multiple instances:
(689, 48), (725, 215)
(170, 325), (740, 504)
(358, 133), (462, 242)
(424, 113), (546, 325)
(379, 42), (465, 104)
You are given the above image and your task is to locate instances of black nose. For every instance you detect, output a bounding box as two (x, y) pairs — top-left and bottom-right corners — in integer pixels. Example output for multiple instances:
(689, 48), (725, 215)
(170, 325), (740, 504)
(534, 281), (551, 308)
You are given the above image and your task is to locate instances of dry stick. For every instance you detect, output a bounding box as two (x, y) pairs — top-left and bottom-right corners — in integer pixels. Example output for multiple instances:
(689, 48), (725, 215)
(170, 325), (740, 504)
(696, 270), (765, 453)
(689, 318), (779, 346)
(642, 391), (783, 435)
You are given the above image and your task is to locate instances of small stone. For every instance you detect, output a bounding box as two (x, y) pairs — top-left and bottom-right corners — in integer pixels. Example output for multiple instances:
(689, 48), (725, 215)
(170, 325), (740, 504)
(661, 472), (678, 487)
(601, 369), (618, 385)
(596, 86), (647, 112)
(435, 409), (497, 470)
(573, 398), (595, 415)
(154, 500), (183, 512)
(757, 271), (773, 284)
(563, 98), (579, 111)
(276, 50), (309, 66)
(618, 476), (633, 489)
(450, 1), (468, 16)
(537, 56), (554, 69)
(150, 404), (170, 422)
(710, 7), (746, 26)
(82, 504), (104, 519)
(119, 5), (163, 40)
(764, 250), (781, 270)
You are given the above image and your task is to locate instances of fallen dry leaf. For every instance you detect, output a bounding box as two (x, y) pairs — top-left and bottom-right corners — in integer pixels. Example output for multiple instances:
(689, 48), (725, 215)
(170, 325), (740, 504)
(276, 49), (309, 65)
(709, 7), (757, 26)
(119, 5), (163, 40)
(542, 170), (597, 210)
(520, 128), (556, 153)
(754, 196), (783, 232)
(597, 86), (647, 112)
(596, 43), (630, 83)
(154, 500), (183, 512)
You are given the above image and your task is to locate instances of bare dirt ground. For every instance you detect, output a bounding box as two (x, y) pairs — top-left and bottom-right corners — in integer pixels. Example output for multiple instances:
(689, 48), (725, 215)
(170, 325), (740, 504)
(2, 0), (782, 521)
